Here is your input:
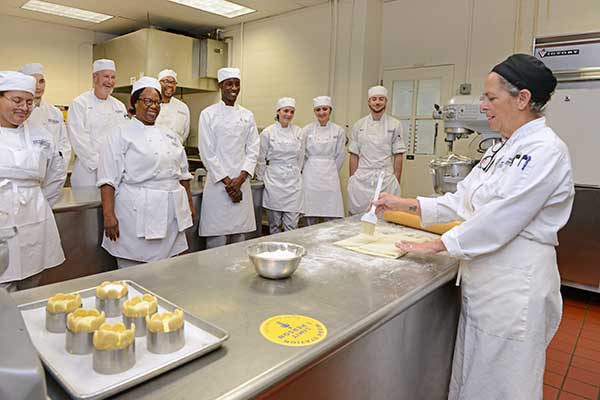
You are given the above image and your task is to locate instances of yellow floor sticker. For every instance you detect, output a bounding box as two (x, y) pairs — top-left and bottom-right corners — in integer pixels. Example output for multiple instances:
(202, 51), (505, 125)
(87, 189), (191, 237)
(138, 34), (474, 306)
(260, 315), (327, 347)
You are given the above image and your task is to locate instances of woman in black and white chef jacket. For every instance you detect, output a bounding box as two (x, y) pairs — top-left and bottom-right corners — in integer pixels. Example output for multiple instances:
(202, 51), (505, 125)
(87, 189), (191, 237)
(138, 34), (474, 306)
(256, 97), (305, 234)
(301, 96), (346, 225)
(374, 54), (574, 400)
(97, 77), (194, 268)
(0, 71), (66, 291)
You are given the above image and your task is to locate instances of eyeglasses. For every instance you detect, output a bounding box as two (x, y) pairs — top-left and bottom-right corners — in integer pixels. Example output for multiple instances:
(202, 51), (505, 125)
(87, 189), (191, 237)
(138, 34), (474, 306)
(479, 140), (505, 172)
(160, 79), (177, 86)
(138, 98), (161, 107)
(2, 96), (34, 109)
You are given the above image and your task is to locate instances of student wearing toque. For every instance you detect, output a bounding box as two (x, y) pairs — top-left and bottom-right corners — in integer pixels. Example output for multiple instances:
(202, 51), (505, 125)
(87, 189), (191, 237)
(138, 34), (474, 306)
(97, 77), (194, 268)
(374, 54), (575, 399)
(20, 63), (71, 168)
(257, 97), (305, 234)
(68, 59), (128, 187)
(301, 96), (346, 225)
(347, 85), (406, 215)
(155, 69), (190, 144)
(0, 71), (66, 291)
(198, 68), (259, 249)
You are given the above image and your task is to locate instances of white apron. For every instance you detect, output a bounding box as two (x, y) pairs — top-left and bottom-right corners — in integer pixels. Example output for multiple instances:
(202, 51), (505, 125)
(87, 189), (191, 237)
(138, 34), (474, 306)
(0, 123), (64, 283)
(261, 123), (304, 213)
(71, 99), (127, 187)
(199, 103), (258, 236)
(302, 122), (344, 217)
(101, 181), (192, 262)
(449, 236), (561, 399)
(347, 116), (400, 215)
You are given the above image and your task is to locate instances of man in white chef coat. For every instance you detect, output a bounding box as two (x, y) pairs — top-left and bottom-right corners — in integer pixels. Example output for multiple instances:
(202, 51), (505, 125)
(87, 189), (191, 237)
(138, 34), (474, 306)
(198, 67), (259, 249)
(20, 63), (71, 168)
(347, 85), (406, 214)
(67, 59), (128, 187)
(155, 69), (191, 144)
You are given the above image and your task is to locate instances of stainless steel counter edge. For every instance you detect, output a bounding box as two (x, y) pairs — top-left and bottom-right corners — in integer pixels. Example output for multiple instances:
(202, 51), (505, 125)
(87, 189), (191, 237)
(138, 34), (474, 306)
(216, 266), (457, 400)
(12, 217), (458, 400)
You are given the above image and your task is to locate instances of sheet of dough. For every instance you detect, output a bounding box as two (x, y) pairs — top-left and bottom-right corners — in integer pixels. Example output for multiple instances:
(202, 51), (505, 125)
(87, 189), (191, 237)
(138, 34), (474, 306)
(334, 231), (430, 259)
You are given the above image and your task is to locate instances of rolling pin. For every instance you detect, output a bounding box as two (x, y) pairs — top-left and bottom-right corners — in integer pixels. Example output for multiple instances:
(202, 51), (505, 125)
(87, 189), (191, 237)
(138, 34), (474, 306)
(383, 211), (461, 235)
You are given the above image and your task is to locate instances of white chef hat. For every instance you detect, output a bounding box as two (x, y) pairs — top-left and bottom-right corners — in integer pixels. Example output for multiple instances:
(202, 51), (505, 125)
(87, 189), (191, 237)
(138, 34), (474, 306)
(0, 71), (36, 95)
(158, 69), (177, 82)
(275, 97), (296, 111)
(93, 59), (116, 73)
(20, 63), (44, 76)
(367, 85), (388, 99)
(217, 67), (241, 83)
(313, 95), (332, 109)
(131, 76), (162, 94)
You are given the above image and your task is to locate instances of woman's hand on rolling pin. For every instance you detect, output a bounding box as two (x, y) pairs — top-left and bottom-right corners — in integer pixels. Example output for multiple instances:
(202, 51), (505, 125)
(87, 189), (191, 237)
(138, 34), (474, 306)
(396, 239), (446, 254)
(103, 213), (119, 241)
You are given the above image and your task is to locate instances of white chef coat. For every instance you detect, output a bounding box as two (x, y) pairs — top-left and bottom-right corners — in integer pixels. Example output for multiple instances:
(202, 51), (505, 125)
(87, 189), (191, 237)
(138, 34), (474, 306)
(97, 118), (193, 262)
(68, 90), (128, 187)
(0, 122), (66, 283)
(155, 97), (190, 144)
(347, 114), (405, 215)
(301, 121), (346, 217)
(28, 100), (71, 165)
(418, 117), (574, 399)
(257, 122), (305, 213)
(198, 101), (259, 237)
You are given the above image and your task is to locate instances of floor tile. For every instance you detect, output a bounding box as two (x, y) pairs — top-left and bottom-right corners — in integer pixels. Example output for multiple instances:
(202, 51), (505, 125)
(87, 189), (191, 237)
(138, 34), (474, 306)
(565, 298), (589, 310)
(547, 348), (572, 364)
(558, 323), (583, 336)
(559, 391), (588, 400)
(571, 356), (600, 373)
(563, 378), (600, 399)
(589, 304), (600, 313)
(581, 329), (600, 342)
(578, 337), (600, 351)
(559, 320), (585, 331)
(547, 358), (570, 376)
(587, 311), (600, 320)
(567, 366), (600, 387)
(544, 384), (559, 400)
(550, 338), (577, 354)
(545, 370), (565, 388)
(564, 306), (588, 318)
(574, 346), (600, 362)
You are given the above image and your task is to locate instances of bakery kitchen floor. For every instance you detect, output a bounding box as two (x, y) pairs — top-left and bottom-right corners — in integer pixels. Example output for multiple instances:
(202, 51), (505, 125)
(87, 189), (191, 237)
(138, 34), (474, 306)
(544, 286), (600, 400)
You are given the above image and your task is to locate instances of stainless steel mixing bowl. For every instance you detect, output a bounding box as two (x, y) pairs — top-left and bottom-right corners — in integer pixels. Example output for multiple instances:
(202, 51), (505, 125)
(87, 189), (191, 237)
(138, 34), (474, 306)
(246, 242), (306, 279)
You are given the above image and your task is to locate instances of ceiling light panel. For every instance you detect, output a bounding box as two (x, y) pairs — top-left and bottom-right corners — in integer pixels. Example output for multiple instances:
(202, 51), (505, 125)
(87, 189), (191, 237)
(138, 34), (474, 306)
(168, 0), (256, 18)
(21, 0), (113, 23)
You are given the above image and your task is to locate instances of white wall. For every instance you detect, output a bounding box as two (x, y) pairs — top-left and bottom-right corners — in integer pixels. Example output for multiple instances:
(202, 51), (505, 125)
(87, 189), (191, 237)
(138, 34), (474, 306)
(223, 3), (334, 128)
(0, 14), (114, 106)
(536, 0), (600, 37)
(382, 0), (518, 98)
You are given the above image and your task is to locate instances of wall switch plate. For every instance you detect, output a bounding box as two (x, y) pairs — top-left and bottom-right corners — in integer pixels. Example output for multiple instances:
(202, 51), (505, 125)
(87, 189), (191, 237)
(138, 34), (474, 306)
(459, 83), (471, 95)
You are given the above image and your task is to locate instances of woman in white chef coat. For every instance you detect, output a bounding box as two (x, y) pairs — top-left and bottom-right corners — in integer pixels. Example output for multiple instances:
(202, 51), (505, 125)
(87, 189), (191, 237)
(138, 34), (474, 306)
(257, 97), (305, 233)
(97, 77), (194, 268)
(374, 54), (574, 400)
(301, 96), (346, 225)
(0, 71), (66, 291)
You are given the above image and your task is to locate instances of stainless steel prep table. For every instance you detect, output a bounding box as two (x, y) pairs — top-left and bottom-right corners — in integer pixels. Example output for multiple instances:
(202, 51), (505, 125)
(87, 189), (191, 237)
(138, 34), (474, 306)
(43, 180), (264, 286)
(14, 217), (460, 400)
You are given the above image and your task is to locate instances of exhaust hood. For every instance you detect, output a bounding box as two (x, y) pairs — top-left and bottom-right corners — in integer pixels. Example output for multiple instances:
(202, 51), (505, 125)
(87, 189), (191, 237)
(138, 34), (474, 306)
(93, 28), (227, 94)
